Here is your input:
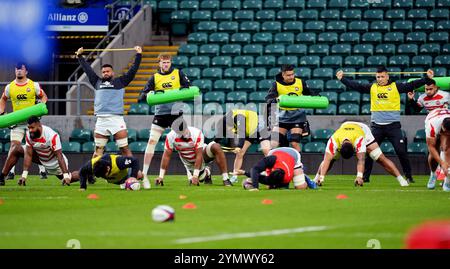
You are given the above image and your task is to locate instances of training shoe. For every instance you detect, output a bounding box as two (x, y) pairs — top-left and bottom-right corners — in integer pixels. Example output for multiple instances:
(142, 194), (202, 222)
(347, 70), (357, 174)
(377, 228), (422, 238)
(203, 167), (212, 184)
(39, 171), (48, 179)
(305, 175), (318, 189)
(142, 178), (151, 189)
(407, 177), (415, 184)
(427, 175), (437, 190)
(398, 178), (409, 187)
(223, 179), (233, 187)
(230, 175), (238, 184)
(6, 172), (14, 180)
(363, 178), (370, 183)
(119, 183), (126, 190)
(443, 181), (450, 192)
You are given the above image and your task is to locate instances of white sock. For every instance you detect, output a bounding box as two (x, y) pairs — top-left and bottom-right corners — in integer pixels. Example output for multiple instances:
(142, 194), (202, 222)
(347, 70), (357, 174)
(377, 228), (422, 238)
(10, 166), (15, 174)
(143, 164), (150, 177)
(39, 165), (46, 173)
(430, 171), (437, 180)
(397, 175), (406, 182)
(314, 173), (320, 182)
(222, 173), (229, 181)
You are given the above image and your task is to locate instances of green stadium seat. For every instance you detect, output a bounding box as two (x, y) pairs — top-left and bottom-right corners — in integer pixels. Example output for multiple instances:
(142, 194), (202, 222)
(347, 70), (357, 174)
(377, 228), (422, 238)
(187, 33), (208, 45)
(305, 79), (324, 92)
(234, 56), (254, 68)
(339, 32), (360, 43)
(235, 80), (257, 92)
(204, 91), (225, 103)
(234, 10), (254, 21)
(296, 67), (312, 79)
(192, 79), (212, 92)
(182, 67), (200, 80)
(203, 102), (224, 115)
(341, 9), (362, 20)
(197, 21), (217, 33)
(430, 9), (449, 19)
(214, 80), (235, 92)
(172, 56), (189, 68)
(329, 0), (348, 9)
(415, 0), (435, 9)
(361, 93), (371, 103)
(274, 33), (295, 45)
(319, 91), (338, 104)
(407, 142), (428, 155)
(202, 68), (222, 80)
(128, 141), (147, 153)
(243, 44), (263, 56)
(285, 0), (306, 9)
(278, 56), (298, 66)
(339, 91), (361, 104)
(304, 21), (326, 32)
(242, 0), (263, 10)
(70, 128), (92, 143)
(252, 33), (273, 44)
(353, 44), (374, 55)
(380, 141), (395, 154)
(211, 56), (232, 68)
(178, 44), (198, 56)
(62, 141), (81, 153)
(318, 32), (338, 43)
(227, 91), (248, 103)
(239, 21), (260, 33)
(389, 55), (410, 67)
(128, 103), (150, 115)
(366, 55), (387, 67)
(299, 56), (320, 67)
(230, 33), (251, 44)
(313, 68), (334, 79)
(221, 0), (241, 11)
(433, 67), (447, 77)
(191, 10), (211, 25)
(415, 20), (435, 31)
(179, 0), (199, 11)
(397, 44), (418, 55)
(127, 129), (138, 143)
(348, 21), (369, 32)
(268, 67), (280, 78)
(437, 0), (450, 8)
(407, 9), (428, 20)
(327, 21), (347, 32)
(384, 32), (405, 43)
(249, 91), (267, 102)
(429, 32), (449, 42)
(221, 44), (241, 56)
(303, 142), (326, 153)
(158, 1), (178, 25)
(283, 21), (303, 33)
(322, 56), (343, 67)
(277, 10), (297, 21)
(298, 10), (319, 20)
(344, 55), (365, 67)
(312, 129), (334, 142)
(224, 67), (245, 80)
(361, 103), (371, 115)
(138, 129), (150, 142)
(218, 22), (239, 33)
(209, 33), (229, 44)
(200, 0), (220, 10)
(338, 103), (360, 115)
(315, 104), (337, 115)
(414, 129), (426, 142)
(255, 10), (276, 21)
(364, 9), (384, 20)
(361, 32), (382, 43)
(370, 21), (391, 32)
(199, 44), (220, 56)
(81, 141), (95, 153)
(385, 9), (406, 21)
(171, 11), (190, 36)
(412, 55), (433, 67)
(320, 9), (340, 21)
(213, 10), (233, 21)
(419, 43), (441, 54)
(261, 21), (282, 33)
(350, 0), (369, 8)
(394, 0), (414, 8)
(372, 0), (392, 9)
(393, 21), (413, 32)
(264, 44), (285, 56)
(246, 67), (267, 80)
(189, 56), (210, 68)
(325, 80), (346, 92)
(255, 55), (276, 67)
(155, 141), (165, 152)
(285, 44), (307, 56)
(434, 55), (450, 65)
(437, 20), (450, 31)
(0, 129), (10, 143)
(308, 0), (327, 9)
(331, 44), (352, 55)
(309, 44), (329, 56)
(296, 33), (317, 44)
(405, 32), (427, 44)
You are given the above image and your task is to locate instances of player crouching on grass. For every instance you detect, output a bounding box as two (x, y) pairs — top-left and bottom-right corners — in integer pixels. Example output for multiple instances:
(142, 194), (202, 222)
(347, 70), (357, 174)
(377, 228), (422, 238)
(424, 108), (450, 191)
(154, 121), (233, 187)
(242, 147), (317, 191)
(314, 121), (409, 187)
(71, 154), (143, 191)
(0, 116), (71, 187)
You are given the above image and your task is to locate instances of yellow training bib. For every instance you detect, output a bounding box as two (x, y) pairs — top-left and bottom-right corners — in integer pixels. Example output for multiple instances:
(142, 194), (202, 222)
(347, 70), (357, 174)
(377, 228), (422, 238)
(276, 78), (304, 111)
(332, 123), (365, 151)
(9, 80), (37, 111)
(154, 69), (181, 92)
(91, 155), (128, 184)
(370, 82), (400, 112)
(232, 109), (258, 136)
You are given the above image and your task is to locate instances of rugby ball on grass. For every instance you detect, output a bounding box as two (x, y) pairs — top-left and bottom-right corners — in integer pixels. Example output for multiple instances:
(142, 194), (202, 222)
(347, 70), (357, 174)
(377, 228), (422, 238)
(125, 178), (141, 191)
(151, 205), (175, 223)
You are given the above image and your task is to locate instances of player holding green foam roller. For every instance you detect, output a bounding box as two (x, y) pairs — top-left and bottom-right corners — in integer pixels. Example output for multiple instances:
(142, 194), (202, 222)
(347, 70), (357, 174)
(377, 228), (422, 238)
(137, 53), (192, 189)
(278, 95), (329, 109)
(0, 62), (49, 183)
(407, 77), (450, 91)
(0, 103), (48, 129)
(146, 86), (200, 106)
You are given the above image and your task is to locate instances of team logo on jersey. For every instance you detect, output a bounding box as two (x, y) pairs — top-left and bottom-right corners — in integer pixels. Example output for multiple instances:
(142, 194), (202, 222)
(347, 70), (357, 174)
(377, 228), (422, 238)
(171, 76), (175, 80)
(295, 87), (299, 91)
(162, 82), (173, 88)
(377, 93), (388, 99)
(387, 87), (392, 91)
(16, 94), (28, 100)
(26, 88), (31, 92)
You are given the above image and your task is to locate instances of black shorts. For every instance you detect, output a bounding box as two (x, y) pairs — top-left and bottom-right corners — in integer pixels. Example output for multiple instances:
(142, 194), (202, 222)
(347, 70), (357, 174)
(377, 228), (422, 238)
(278, 122), (305, 130)
(152, 113), (184, 129)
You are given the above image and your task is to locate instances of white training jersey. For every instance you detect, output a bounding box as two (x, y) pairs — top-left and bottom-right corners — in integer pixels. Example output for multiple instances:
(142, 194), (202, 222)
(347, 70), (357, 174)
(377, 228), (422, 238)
(25, 125), (65, 168)
(417, 90), (450, 112)
(425, 108), (450, 138)
(165, 126), (205, 170)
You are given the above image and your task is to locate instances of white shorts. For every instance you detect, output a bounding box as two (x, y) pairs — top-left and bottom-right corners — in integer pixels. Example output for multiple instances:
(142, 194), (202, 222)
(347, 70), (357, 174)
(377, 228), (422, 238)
(95, 115), (127, 136)
(10, 124), (27, 142)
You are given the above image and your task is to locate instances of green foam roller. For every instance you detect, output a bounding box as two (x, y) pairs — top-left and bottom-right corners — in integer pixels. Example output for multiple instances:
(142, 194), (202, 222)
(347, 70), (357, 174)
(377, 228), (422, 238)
(146, 86), (201, 106)
(0, 103), (48, 128)
(278, 95), (329, 109)
(407, 77), (450, 92)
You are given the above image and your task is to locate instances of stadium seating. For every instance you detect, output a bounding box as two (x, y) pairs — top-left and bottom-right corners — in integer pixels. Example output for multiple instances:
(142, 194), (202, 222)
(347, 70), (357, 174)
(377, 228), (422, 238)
(61, 142), (81, 153)
(407, 142), (428, 155)
(303, 142), (327, 153)
(81, 142), (95, 153)
(69, 129), (92, 143)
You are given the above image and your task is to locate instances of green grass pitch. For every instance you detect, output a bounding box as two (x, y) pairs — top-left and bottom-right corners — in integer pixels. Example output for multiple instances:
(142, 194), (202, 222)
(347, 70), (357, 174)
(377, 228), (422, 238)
(0, 175), (449, 249)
